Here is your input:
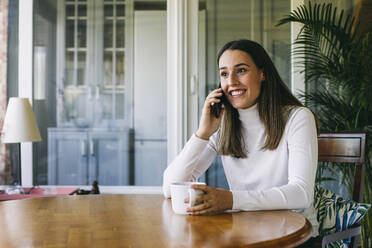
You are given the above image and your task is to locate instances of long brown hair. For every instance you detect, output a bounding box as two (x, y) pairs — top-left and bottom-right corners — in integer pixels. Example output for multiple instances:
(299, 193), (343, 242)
(217, 39), (318, 158)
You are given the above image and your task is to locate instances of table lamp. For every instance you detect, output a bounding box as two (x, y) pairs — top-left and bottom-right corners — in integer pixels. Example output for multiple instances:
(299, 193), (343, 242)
(1, 97), (42, 185)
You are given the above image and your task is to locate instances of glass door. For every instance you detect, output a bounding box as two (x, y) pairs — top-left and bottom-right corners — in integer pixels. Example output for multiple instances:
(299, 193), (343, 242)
(61, 0), (90, 126)
(33, 0), (168, 186)
(194, 0), (291, 188)
(58, 0), (127, 127)
(98, 0), (126, 127)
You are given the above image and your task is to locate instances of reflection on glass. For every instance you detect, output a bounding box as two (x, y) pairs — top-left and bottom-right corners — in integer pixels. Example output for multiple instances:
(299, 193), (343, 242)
(65, 52), (74, 85)
(104, 52), (113, 86)
(103, 93), (113, 119)
(66, 20), (74, 48)
(116, 93), (124, 119)
(76, 92), (87, 120)
(116, 20), (125, 48)
(77, 20), (87, 48)
(77, 52), (86, 86)
(63, 85), (87, 123)
(66, 5), (74, 17)
(117, 5), (125, 16)
(104, 4), (113, 17)
(78, 5), (87, 17)
(104, 20), (113, 48)
(116, 52), (125, 86)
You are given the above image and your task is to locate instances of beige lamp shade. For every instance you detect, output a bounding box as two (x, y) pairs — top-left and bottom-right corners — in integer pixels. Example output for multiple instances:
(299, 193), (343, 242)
(1, 97), (42, 143)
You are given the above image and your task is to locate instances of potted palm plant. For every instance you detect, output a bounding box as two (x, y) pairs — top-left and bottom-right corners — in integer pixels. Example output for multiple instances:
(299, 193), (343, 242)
(277, 2), (372, 247)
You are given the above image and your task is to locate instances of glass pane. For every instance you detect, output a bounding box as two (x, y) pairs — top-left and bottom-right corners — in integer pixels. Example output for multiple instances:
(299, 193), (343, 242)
(104, 20), (113, 48)
(116, 52), (124, 86)
(201, 0), (291, 188)
(77, 52), (86, 86)
(66, 5), (75, 17)
(104, 52), (113, 86)
(102, 93), (113, 119)
(116, 20), (125, 48)
(116, 93), (124, 119)
(77, 5), (87, 17)
(104, 5), (113, 17)
(77, 20), (87, 47)
(31, 0), (170, 188)
(65, 20), (74, 48)
(64, 86), (87, 121)
(76, 92), (87, 120)
(65, 52), (74, 85)
(117, 5), (125, 16)
(5, 0), (20, 185)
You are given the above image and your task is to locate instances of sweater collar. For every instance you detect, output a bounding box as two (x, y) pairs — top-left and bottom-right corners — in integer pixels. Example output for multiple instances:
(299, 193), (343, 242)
(237, 103), (261, 127)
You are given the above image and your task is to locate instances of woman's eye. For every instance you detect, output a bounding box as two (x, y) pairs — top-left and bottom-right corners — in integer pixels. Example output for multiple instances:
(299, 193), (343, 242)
(237, 68), (247, 73)
(220, 72), (228, 77)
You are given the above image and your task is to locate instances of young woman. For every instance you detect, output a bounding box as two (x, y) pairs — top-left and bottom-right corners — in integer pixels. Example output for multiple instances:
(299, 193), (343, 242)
(163, 39), (319, 235)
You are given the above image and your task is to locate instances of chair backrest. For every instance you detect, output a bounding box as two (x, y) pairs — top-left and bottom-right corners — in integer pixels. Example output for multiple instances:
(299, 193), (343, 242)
(318, 133), (367, 202)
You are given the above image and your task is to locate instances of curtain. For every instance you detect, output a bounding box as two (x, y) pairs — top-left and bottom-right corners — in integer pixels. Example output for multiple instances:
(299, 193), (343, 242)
(0, 0), (10, 184)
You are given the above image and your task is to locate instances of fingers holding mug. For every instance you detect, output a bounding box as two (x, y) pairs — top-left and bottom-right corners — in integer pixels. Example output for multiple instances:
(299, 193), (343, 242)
(186, 186), (233, 215)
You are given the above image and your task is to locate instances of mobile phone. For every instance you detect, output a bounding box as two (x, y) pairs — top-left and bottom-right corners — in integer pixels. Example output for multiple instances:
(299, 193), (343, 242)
(210, 84), (226, 118)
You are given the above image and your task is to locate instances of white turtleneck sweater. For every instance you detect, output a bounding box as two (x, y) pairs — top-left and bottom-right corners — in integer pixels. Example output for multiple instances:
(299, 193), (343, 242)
(163, 104), (319, 235)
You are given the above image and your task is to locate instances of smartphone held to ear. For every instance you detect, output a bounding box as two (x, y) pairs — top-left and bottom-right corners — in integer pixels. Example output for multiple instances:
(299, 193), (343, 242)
(210, 87), (226, 118)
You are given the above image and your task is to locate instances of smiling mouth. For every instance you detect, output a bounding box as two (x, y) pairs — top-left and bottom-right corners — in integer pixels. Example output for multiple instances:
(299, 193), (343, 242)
(229, 89), (246, 97)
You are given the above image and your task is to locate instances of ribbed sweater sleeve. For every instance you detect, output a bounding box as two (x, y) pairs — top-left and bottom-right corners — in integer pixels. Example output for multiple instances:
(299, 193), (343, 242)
(162, 134), (217, 198)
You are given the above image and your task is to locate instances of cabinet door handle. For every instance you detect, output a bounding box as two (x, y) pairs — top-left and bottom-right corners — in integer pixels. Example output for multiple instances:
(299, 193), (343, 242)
(81, 140), (86, 156)
(90, 140), (95, 156)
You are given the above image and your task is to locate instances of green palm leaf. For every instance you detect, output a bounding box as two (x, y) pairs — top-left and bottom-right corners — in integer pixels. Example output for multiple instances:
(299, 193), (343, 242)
(277, 2), (372, 111)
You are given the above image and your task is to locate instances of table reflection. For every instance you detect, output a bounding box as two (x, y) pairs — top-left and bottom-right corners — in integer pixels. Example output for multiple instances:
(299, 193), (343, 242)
(162, 199), (304, 247)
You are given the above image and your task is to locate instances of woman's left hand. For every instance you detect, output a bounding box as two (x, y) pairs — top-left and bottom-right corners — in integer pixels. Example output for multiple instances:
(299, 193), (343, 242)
(185, 185), (233, 215)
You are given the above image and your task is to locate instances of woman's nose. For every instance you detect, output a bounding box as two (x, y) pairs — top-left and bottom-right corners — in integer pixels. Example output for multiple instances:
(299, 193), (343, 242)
(227, 73), (238, 85)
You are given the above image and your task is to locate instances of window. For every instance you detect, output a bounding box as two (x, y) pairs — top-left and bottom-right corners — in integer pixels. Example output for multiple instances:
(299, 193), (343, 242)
(5, 0), (362, 189)
(195, 0), (291, 188)
(32, 0), (167, 186)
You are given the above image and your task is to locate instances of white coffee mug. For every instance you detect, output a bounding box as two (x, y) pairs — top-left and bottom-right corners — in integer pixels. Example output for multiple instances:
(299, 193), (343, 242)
(170, 182), (206, 215)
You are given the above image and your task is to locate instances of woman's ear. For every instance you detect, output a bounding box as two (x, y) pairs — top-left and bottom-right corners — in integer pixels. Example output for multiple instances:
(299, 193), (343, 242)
(260, 71), (265, 82)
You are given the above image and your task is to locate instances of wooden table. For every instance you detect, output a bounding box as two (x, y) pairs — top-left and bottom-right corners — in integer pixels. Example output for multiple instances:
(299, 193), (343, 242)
(0, 194), (312, 248)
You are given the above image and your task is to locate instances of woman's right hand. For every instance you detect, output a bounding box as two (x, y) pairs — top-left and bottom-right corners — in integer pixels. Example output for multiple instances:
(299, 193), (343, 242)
(195, 88), (225, 140)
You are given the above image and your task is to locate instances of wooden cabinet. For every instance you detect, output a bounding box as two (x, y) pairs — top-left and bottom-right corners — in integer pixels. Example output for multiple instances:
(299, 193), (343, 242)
(48, 128), (131, 185)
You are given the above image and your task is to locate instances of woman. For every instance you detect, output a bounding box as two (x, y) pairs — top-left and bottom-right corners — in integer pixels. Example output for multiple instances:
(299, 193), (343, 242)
(163, 39), (319, 235)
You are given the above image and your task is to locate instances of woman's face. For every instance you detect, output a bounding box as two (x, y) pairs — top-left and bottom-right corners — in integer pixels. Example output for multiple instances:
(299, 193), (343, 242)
(219, 49), (265, 109)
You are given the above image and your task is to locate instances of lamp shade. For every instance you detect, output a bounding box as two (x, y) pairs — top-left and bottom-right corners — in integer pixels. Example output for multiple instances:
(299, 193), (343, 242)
(1, 98), (42, 143)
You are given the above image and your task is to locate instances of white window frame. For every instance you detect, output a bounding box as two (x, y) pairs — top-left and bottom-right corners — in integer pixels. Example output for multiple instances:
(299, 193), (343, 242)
(291, 0), (305, 95)
(19, 0), (304, 192)
(19, 0), (34, 186)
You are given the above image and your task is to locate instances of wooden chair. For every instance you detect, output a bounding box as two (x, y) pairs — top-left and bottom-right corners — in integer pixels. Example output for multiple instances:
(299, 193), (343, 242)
(315, 133), (367, 248)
